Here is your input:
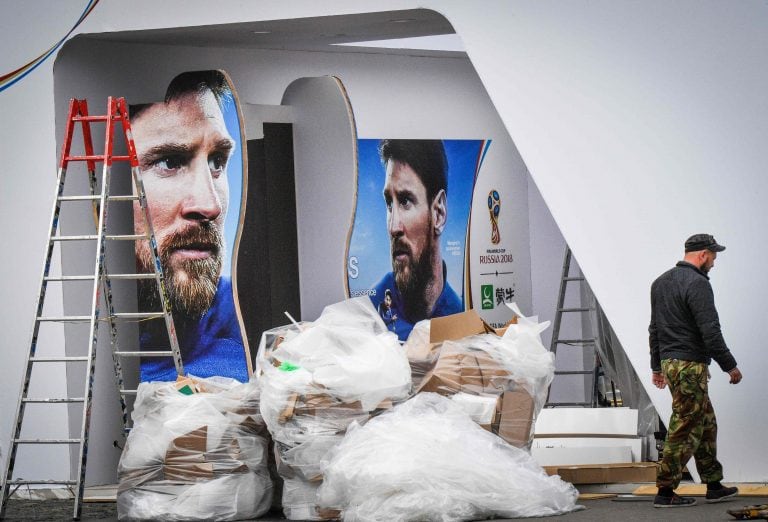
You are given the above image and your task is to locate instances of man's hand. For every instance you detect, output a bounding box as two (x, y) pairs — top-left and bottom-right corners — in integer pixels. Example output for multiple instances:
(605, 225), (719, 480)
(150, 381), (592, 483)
(652, 372), (666, 389)
(728, 367), (742, 384)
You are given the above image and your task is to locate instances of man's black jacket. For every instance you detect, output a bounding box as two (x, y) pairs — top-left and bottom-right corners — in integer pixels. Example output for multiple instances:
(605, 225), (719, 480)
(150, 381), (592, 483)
(649, 261), (737, 373)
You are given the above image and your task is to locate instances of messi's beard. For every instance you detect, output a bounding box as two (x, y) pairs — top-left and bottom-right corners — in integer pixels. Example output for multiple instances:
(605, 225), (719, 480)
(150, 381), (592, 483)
(136, 222), (224, 319)
(392, 222), (437, 322)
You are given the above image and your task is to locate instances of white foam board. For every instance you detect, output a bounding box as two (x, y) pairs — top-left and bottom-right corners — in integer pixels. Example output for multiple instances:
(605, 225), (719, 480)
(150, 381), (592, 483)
(534, 408), (637, 436)
(533, 436), (642, 462)
(531, 445), (632, 466)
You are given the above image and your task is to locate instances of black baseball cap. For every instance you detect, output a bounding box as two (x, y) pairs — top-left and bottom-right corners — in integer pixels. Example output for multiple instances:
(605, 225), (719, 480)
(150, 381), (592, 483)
(684, 234), (726, 253)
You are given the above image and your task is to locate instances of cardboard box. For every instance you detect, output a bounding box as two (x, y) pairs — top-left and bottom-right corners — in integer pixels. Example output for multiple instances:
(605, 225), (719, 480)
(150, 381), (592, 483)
(428, 309), (516, 343)
(429, 310), (495, 343)
(406, 309), (516, 390)
(551, 462), (657, 484)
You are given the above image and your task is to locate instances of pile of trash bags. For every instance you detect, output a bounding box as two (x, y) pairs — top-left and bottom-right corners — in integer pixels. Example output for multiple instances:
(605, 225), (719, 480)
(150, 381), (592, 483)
(118, 297), (579, 521)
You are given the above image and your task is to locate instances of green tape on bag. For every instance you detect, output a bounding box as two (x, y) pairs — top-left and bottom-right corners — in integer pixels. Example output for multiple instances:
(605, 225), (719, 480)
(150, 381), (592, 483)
(279, 361), (300, 372)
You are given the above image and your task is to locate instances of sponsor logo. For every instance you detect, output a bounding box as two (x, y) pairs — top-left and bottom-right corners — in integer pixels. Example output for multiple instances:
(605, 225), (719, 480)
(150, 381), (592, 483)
(481, 284), (494, 309)
(487, 189), (501, 245)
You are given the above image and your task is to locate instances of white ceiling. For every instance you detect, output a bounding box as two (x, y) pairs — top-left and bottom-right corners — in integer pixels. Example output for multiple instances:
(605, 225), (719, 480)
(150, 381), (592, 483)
(81, 9), (464, 57)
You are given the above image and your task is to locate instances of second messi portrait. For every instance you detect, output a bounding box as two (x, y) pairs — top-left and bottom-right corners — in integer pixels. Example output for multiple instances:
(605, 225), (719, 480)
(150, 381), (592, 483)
(347, 138), (487, 340)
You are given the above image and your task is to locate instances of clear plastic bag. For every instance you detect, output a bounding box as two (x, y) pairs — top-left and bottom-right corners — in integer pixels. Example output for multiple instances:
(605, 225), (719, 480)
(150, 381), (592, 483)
(414, 303), (555, 448)
(318, 393), (579, 521)
(258, 297), (412, 520)
(117, 376), (273, 521)
(402, 319), (437, 390)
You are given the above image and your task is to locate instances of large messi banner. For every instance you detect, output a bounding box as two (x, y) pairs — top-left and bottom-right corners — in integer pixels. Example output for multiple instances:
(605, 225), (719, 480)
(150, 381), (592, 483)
(131, 70), (250, 382)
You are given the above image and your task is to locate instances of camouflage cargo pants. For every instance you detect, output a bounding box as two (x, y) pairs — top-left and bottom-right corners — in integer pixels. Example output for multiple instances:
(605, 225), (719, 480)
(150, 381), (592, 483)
(657, 359), (723, 488)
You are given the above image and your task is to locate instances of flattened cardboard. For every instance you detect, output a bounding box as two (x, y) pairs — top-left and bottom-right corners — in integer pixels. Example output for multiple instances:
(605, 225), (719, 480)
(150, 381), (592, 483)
(278, 392), (299, 424)
(171, 426), (207, 453)
(163, 462), (215, 482)
(497, 389), (535, 447)
(163, 426), (212, 482)
(278, 393), (393, 424)
(418, 346), (511, 396)
(554, 462), (657, 484)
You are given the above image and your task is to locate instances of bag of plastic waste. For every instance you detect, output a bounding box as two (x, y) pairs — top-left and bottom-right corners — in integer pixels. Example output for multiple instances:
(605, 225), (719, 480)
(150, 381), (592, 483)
(407, 303), (554, 448)
(318, 393), (579, 521)
(258, 297), (412, 520)
(117, 375), (273, 521)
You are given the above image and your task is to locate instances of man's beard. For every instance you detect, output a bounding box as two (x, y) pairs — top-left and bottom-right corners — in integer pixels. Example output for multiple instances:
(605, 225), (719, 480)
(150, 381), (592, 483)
(136, 222), (224, 319)
(392, 228), (436, 322)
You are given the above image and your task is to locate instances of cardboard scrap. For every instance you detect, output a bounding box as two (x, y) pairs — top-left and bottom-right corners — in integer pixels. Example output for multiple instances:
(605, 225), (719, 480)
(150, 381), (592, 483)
(278, 393), (394, 424)
(418, 347), (510, 396)
(496, 389), (536, 447)
(161, 424), (257, 482)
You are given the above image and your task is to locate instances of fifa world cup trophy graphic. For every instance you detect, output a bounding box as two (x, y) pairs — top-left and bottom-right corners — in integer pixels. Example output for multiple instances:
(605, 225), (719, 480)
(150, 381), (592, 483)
(488, 189), (501, 244)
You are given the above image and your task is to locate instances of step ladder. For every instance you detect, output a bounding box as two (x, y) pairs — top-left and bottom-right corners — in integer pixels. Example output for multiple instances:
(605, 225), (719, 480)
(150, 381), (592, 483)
(545, 246), (601, 407)
(1, 97), (184, 520)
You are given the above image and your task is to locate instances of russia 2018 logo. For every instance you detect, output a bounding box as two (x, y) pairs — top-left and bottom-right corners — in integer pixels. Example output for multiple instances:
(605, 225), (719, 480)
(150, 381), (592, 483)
(488, 189), (501, 244)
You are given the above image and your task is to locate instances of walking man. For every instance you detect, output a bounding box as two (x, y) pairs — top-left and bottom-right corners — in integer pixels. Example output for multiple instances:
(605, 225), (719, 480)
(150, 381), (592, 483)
(649, 233), (742, 507)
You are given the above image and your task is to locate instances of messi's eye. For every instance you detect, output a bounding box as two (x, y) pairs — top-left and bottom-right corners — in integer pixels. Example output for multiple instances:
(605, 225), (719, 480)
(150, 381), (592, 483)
(208, 153), (228, 176)
(150, 155), (187, 176)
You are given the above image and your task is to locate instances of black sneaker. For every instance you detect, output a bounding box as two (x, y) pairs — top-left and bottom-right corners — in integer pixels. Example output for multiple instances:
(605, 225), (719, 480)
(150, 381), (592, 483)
(705, 485), (738, 503)
(653, 494), (697, 508)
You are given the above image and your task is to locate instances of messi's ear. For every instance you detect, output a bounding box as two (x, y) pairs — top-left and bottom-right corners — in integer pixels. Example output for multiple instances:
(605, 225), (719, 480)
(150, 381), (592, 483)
(432, 189), (447, 236)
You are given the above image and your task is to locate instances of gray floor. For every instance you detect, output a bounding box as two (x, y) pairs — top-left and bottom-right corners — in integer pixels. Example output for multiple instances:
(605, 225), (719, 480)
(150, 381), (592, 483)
(3, 496), (766, 521)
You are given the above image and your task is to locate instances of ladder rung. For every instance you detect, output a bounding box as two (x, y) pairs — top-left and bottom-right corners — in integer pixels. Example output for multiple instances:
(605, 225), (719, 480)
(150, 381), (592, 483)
(51, 235), (97, 242)
(7, 480), (78, 486)
(119, 390), (138, 396)
(44, 275), (96, 282)
(106, 234), (146, 241)
(108, 195), (140, 202)
(65, 154), (131, 162)
(557, 307), (593, 312)
(58, 195), (99, 202)
(112, 312), (165, 320)
(107, 273), (156, 280)
(23, 398), (84, 403)
(14, 438), (81, 444)
(555, 339), (596, 344)
(72, 115), (109, 122)
(44, 274), (153, 283)
(116, 351), (172, 357)
(56, 195), (139, 202)
(563, 277), (585, 281)
(29, 356), (89, 362)
(555, 370), (594, 375)
(37, 315), (91, 322)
